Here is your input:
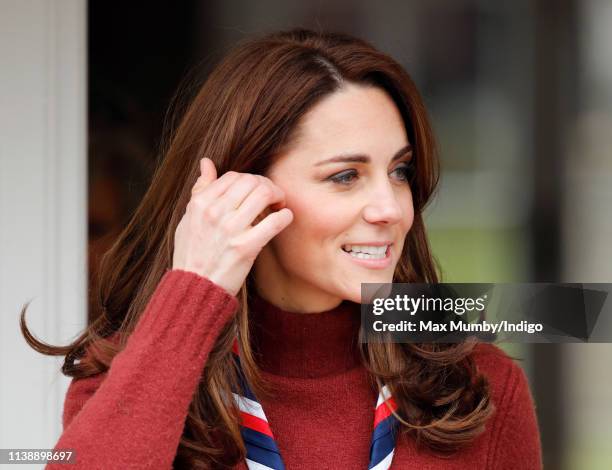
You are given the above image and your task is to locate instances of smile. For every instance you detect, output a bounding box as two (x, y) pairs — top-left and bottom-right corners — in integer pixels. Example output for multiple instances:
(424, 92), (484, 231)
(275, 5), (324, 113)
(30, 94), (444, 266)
(341, 244), (392, 268)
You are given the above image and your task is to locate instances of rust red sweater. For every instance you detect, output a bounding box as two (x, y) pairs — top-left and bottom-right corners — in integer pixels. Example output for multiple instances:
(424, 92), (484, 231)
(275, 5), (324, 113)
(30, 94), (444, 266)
(48, 269), (542, 469)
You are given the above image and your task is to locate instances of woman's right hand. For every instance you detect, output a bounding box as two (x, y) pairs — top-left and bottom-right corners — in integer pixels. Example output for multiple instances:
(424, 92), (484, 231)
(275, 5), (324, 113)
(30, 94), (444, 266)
(172, 158), (293, 296)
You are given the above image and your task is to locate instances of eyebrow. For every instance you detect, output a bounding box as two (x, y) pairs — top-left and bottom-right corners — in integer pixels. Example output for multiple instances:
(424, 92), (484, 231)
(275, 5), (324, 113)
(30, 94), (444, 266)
(314, 143), (413, 166)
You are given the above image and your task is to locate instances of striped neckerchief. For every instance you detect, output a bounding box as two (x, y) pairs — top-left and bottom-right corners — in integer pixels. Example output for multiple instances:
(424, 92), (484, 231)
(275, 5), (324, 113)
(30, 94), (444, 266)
(231, 338), (400, 469)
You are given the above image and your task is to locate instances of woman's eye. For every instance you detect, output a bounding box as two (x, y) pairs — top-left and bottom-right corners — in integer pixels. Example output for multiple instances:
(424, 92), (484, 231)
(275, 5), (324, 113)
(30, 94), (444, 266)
(392, 162), (415, 183)
(329, 170), (358, 185)
(328, 162), (415, 186)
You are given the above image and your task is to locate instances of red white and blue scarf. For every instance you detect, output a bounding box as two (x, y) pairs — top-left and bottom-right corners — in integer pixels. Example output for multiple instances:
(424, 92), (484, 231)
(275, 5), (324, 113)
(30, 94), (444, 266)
(231, 339), (400, 469)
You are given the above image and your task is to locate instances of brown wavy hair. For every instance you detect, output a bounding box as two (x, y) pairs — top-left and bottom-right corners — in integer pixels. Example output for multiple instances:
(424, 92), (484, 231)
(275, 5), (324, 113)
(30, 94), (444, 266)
(20, 28), (493, 468)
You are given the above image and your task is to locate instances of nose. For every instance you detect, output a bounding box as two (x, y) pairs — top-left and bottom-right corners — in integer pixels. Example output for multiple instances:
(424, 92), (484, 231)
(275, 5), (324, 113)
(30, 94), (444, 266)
(362, 181), (404, 225)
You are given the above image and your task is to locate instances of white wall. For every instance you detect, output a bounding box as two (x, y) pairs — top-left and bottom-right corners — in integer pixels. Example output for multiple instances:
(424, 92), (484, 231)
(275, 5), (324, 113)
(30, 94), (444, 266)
(0, 0), (87, 466)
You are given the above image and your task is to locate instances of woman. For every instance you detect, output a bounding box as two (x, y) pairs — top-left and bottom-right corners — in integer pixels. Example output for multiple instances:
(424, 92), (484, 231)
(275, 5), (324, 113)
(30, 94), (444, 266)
(22, 28), (541, 469)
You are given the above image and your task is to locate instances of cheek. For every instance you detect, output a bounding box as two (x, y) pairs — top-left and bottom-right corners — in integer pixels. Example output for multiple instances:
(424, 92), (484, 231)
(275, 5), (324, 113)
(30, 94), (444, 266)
(289, 199), (338, 242)
(272, 193), (342, 257)
(401, 190), (415, 234)
(403, 203), (415, 233)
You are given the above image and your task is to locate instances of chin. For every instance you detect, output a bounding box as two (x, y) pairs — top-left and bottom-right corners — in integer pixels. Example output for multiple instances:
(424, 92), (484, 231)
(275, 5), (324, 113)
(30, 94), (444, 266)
(347, 274), (395, 304)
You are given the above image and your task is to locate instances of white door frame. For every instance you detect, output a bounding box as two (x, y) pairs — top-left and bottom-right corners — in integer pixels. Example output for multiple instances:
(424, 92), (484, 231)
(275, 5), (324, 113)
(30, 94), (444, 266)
(0, 0), (87, 460)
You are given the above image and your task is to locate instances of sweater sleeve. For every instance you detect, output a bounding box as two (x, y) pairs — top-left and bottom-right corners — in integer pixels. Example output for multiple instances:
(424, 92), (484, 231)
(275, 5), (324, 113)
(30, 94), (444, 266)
(486, 359), (543, 470)
(46, 269), (239, 470)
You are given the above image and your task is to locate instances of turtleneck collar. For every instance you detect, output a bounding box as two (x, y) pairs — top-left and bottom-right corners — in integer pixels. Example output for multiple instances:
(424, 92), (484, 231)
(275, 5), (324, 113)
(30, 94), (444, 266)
(247, 292), (363, 379)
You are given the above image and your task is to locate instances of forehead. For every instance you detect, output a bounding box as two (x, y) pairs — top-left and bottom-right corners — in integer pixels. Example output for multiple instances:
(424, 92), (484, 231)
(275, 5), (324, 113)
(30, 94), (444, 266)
(281, 83), (409, 166)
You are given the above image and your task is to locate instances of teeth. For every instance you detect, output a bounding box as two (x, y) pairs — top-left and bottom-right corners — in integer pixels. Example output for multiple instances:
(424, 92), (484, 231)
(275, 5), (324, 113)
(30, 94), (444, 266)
(348, 251), (386, 260)
(343, 244), (388, 255)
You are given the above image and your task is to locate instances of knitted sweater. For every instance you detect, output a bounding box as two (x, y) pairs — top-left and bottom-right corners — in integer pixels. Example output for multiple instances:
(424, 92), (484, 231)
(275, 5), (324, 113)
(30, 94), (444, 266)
(47, 269), (542, 469)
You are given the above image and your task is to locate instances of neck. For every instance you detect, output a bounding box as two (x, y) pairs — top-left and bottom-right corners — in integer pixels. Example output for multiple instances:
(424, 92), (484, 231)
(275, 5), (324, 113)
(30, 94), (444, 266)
(247, 291), (363, 378)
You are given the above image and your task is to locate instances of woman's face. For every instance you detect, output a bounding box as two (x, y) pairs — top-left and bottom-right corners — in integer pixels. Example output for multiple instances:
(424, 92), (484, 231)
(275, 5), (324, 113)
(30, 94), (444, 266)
(253, 83), (414, 312)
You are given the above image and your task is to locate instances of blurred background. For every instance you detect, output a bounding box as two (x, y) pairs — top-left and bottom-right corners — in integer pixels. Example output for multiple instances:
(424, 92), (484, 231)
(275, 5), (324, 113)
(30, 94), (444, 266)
(2, 1), (611, 469)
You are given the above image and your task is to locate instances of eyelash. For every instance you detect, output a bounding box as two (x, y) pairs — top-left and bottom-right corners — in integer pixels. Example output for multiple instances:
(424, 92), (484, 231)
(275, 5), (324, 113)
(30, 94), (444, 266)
(328, 161), (415, 186)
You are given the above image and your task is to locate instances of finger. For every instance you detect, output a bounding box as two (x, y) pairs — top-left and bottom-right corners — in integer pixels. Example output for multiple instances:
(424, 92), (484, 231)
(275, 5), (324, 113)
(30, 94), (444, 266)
(238, 208), (294, 250)
(229, 181), (286, 228)
(254, 175), (287, 211)
(218, 174), (286, 213)
(201, 157), (217, 182)
(252, 207), (271, 226)
(211, 174), (260, 214)
(191, 158), (217, 195)
(193, 170), (241, 202)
